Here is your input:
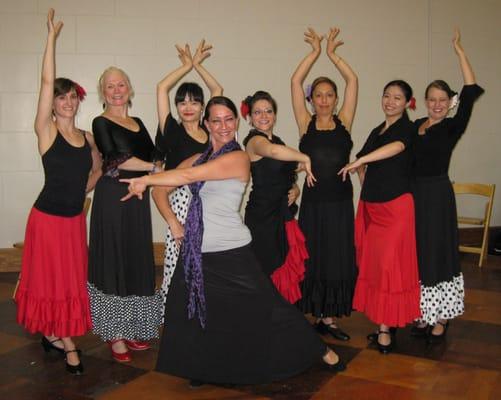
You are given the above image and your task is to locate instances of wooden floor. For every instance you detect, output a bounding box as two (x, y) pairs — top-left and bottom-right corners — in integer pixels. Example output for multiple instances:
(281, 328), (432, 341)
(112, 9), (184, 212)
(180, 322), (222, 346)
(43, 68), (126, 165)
(0, 250), (499, 400)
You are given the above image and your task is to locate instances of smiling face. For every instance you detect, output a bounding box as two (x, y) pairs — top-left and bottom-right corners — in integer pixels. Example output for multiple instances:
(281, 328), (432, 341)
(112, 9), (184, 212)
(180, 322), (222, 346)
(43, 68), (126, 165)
(250, 99), (276, 135)
(176, 95), (203, 124)
(101, 70), (131, 108)
(425, 87), (451, 121)
(53, 89), (79, 118)
(381, 85), (408, 120)
(204, 104), (238, 151)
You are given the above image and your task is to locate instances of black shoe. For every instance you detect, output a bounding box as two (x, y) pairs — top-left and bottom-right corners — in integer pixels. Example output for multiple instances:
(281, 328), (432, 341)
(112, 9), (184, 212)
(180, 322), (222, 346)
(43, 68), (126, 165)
(427, 321), (449, 343)
(368, 327), (396, 342)
(41, 336), (65, 356)
(377, 331), (394, 354)
(324, 359), (347, 372)
(410, 324), (429, 337)
(65, 349), (83, 375)
(189, 379), (205, 388)
(316, 321), (351, 341)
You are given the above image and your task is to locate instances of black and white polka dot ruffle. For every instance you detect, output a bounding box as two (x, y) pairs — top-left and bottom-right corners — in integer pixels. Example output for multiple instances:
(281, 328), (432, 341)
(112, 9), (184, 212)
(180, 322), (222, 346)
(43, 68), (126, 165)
(160, 186), (191, 321)
(88, 283), (163, 341)
(418, 273), (464, 325)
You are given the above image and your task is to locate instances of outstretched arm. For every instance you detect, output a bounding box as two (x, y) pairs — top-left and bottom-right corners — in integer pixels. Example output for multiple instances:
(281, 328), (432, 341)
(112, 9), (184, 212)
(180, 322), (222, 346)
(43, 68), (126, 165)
(192, 39), (223, 97)
(453, 29), (476, 85)
(247, 136), (316, 186)
(34, 9), (63, 154)
(326, 27), (358, 132)
(338, 141), (406, 181)
(121, 151), (250, 201)
(157, 44), (193, 133)
(291, 28), (323, 136)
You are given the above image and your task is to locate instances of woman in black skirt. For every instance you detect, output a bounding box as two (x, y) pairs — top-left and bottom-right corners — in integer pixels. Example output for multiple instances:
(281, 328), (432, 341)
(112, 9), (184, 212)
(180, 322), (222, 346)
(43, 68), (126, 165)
(121, 96), (345, 386)
(88, 67), (163, 362)
(242, 90), (314, 303)
(291, 27), (358, 341)
(411, 29), (484, 341)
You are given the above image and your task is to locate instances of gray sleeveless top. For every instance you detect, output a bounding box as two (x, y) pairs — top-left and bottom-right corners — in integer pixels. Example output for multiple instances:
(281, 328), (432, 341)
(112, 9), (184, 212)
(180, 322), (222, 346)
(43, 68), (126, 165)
(199, 178), (252, 252)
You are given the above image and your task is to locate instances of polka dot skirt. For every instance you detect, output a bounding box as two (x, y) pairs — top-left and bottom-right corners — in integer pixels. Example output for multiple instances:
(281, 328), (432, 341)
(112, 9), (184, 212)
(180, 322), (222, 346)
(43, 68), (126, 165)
(418, 273), (465, 325)
(160, 186), (191, 321)
(88, 283), (163, 342)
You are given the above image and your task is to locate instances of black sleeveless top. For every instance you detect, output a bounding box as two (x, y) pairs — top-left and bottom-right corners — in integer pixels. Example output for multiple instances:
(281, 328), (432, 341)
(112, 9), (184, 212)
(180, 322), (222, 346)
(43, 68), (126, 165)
(299, 115), (353, 202)
(154, 113), (209, 170)
(34, 131), (92, 217)
(244, 130), (298, 218)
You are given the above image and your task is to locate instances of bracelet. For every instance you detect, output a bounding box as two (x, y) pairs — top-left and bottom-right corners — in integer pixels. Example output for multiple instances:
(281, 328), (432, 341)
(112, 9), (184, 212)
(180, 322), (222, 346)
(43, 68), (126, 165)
(150, 163), (157, 173)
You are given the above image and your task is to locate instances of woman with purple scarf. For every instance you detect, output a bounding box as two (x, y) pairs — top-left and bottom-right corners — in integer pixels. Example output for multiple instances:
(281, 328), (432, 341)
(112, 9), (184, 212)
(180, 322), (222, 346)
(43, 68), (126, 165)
(121, 96), (345, 386)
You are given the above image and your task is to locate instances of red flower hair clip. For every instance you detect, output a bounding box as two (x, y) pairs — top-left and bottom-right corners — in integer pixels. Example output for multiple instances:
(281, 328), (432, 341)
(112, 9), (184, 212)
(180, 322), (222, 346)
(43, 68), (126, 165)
(74, 82), (87, 101)
(408, 96), (416, 111)
(240, 96), (252, 119)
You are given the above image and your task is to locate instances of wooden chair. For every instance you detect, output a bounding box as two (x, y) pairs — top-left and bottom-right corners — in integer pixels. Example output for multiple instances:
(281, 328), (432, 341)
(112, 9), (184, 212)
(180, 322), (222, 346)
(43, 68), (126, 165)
(453, 183), (496, 267)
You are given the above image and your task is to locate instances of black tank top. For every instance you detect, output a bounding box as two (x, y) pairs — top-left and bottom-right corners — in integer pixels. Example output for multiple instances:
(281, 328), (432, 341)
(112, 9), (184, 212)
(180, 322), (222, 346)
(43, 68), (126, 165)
(34, 131), (92, 217)
(299, 115), (353, 202)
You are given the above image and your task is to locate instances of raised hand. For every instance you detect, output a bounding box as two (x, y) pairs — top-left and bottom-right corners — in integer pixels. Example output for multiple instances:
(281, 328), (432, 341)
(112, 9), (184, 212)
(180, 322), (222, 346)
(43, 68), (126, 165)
(175, 43), (193, 69)
(193, 39), (213, 66)
(47, 8), (63, 38)
(304, 27), (323, 54)
(452, 28), (464, 55)
(326, 27), (344, 58)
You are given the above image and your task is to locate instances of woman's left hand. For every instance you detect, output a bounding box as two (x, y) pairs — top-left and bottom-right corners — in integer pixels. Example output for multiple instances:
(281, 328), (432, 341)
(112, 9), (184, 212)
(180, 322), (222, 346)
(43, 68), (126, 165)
(452, 28), (464, 55)
(326, 27), (344, 58)
(338, 158), (363, 181)
(193, 39), (213, 66)
(120, 177), (148, 201)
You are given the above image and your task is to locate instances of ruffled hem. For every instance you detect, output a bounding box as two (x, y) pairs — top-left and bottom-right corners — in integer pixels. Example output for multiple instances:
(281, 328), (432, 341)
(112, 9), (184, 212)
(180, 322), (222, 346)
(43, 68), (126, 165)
(418, 274), (465, 325)
(353, 279), (421, 327)
(87, 283), (162, 341)
(297, 278), (356, 318)
(15, 289), (92, 337)
(271, 220), (308, 304)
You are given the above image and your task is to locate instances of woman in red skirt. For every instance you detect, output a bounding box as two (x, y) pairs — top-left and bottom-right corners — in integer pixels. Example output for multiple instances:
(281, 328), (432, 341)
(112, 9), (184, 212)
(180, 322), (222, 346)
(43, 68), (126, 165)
(15, 9), (102, 374)
(339, 80), (421, 354)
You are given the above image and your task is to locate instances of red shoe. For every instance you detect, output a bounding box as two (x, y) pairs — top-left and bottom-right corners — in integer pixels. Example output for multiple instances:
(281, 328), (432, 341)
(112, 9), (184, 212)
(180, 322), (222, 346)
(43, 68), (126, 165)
(124, 340), (150, 351)
(107, 340), (132, 362)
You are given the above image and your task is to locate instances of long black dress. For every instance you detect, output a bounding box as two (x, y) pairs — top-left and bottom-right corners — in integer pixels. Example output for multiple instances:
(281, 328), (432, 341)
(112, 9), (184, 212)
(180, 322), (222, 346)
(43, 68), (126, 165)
(154, 113), (209, 315)
(243, 130), (298, 275)
(156, 177), (327, 384)
(88, 116), (162, 341)
(412, 84), (484, 324)
(297, 115), (357, 317)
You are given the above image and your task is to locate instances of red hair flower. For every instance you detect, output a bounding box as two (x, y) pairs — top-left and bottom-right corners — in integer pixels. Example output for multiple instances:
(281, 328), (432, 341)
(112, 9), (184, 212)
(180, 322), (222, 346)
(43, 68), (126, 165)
(408, 96), (416, 111)
(240, 97), (251, 119)
(74, 82), (87, 101)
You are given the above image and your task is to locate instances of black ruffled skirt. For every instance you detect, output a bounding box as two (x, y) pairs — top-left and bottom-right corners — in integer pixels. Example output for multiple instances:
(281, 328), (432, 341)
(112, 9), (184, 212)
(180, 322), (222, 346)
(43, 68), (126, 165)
(297, 198), (357, 317)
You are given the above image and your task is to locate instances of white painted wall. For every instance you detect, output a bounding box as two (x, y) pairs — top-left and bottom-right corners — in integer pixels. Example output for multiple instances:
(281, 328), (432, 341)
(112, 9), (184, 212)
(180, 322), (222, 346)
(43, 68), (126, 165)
(1, 0), (500, 247)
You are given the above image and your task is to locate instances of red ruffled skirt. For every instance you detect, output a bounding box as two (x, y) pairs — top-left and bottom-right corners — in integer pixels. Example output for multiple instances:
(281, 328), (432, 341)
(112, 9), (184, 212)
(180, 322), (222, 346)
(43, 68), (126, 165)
(271, 219), (308, 304)
(15, 207), (92, 337)
(353, 194), (421, 327)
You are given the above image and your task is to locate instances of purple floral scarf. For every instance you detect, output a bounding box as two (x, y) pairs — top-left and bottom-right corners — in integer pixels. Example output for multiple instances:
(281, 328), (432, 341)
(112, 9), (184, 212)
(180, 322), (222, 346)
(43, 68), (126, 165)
(182, 139), (241, 328)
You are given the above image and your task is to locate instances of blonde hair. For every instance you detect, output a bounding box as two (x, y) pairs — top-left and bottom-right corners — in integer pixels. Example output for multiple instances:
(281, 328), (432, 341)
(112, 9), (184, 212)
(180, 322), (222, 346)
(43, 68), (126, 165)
(98, 66), (135, 108)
